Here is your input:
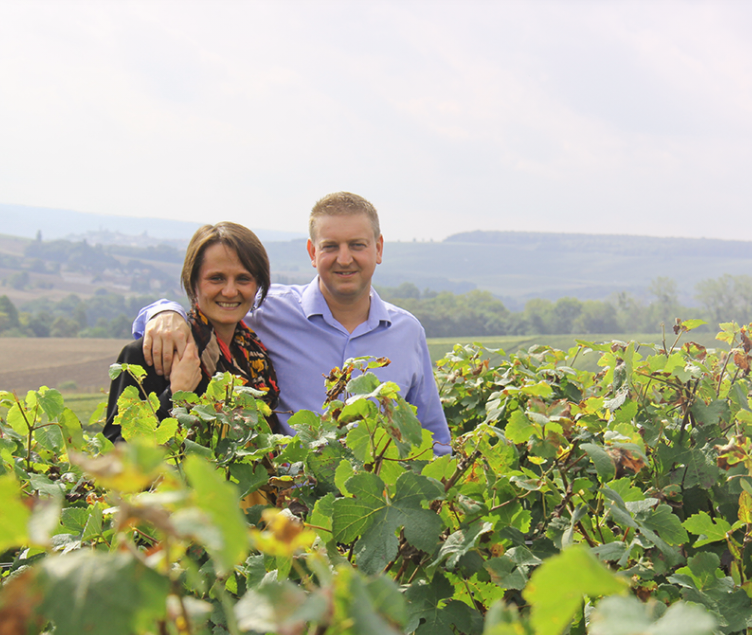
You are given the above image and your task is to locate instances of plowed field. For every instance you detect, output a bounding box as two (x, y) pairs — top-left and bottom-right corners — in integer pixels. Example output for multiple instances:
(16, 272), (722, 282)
(0, 338), (131, 394)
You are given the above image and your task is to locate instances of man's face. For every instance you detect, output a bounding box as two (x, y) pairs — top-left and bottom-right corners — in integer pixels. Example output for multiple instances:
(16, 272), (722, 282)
(307, 213), (383, 306)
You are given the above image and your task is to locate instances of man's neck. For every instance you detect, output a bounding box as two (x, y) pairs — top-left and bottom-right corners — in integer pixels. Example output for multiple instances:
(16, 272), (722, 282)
(320, 284), (371, 334)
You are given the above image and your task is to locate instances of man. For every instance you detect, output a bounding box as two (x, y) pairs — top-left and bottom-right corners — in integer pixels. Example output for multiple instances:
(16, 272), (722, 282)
(134, 192), (451, 455)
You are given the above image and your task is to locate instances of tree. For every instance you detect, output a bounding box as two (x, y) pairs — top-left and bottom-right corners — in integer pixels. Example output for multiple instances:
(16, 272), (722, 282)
(572, 300), (619, 334)
(647, 277), (681, 328)
(0, 295), (20, 331)
(551, 297), (583, 334)
(523, 298), (554, 334)
(696, 274), (752, 326)
(8, 271), (29, 290)
(50, 316), (81, 337)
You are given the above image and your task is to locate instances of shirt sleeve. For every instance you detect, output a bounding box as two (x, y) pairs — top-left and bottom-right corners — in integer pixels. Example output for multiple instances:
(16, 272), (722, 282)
(132, 299), (188, 338)
(407, 332), (452, 456)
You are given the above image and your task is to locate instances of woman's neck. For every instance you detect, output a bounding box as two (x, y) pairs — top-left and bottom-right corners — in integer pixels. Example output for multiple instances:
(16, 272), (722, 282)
(213, 324), (235, 346)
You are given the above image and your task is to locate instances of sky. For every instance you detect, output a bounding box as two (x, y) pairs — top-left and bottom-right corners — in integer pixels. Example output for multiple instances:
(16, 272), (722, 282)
(1, 0), (751, 242)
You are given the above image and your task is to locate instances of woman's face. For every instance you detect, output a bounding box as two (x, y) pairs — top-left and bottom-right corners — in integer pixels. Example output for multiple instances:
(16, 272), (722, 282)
(195, 243), (257, 337)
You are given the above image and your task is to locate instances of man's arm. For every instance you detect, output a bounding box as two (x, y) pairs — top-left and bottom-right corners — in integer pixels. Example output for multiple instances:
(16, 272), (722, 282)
(132, 299), (191, 376)
(132, 299), (186, 338)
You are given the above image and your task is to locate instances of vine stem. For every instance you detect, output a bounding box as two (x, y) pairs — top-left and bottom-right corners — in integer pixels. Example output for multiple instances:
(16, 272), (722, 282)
(443, 449), (482, 493)
(305, 523), (333, 533)
(291, 559), (316, 592)
(13, 394), (35, 471)
(716, 349), (734, 398)
(576, 521), (598, 548)
(568, 343), (585, 368)
(677, 378), (700, 446)
(373, 436), (393, 476)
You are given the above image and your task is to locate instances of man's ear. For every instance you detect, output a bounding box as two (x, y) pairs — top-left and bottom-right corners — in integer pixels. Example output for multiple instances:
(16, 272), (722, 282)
(375, 235), (384, 265)
(306, 239), (317, 267)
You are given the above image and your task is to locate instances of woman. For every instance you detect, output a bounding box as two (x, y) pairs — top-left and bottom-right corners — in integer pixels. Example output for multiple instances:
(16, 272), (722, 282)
(104, 222), (280, 443)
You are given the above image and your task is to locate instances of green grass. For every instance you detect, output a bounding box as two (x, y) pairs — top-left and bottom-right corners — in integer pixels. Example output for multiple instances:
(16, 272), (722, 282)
(427, 331), (729, 371)
(61, 392), (108, 432)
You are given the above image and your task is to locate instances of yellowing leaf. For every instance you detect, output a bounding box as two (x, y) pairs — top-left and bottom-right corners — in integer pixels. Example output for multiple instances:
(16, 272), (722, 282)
(739, 491), (752, 525)
(0, 474), (30, 552)
(69, 444), (167, 494)
(250, 508), (316, 557)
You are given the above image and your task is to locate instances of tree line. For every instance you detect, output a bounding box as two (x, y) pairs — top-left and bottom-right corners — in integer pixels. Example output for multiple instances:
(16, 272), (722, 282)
(1, 273), (751, 339)
(377, 274), (752, 337)
(0, 292), (159, 338)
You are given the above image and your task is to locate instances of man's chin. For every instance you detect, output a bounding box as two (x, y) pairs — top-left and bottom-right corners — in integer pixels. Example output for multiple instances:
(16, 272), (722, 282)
(324, 282), (369, 302)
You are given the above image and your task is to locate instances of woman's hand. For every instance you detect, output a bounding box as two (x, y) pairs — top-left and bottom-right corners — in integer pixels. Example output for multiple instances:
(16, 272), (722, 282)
(169, 340), (202, 394)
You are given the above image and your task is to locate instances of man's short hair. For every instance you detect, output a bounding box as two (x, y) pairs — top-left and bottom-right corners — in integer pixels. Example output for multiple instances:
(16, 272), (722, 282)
(309, 192), (381, 240)
(181, 221), (271, 308)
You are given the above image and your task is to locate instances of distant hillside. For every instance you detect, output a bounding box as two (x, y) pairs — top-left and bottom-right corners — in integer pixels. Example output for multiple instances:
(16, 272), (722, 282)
(3, 209), (752, 310)
(0, 203), (307, 244)
(445, 230), (752, 258)
(265, 231), (752, 308)
(380, 231), (752, 308)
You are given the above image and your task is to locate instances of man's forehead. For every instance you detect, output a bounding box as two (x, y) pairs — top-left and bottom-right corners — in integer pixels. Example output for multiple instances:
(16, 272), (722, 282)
(312, 213), (376, 241)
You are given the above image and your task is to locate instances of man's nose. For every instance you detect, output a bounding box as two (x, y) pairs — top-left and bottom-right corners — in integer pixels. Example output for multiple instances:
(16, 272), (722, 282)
(336, 246), (353, 265)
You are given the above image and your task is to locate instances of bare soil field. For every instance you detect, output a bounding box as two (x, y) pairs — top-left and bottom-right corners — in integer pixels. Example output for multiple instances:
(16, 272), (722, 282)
(0, 337), (131, 394)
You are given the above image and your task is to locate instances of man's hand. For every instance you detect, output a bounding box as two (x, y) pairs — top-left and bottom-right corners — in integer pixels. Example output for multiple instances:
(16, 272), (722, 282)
(143, 311), (192, 376)
(169, 340), (202, 394)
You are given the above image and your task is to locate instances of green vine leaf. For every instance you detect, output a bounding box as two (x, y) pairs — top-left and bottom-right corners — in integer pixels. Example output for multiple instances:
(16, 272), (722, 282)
(433, 520), (494, 570)
(332, 471), (385, 543)
(333, 471), (443, 574)
(36, 551), (170, 635)
(32, 388), (65, 420)
(182, 455), (249, 573)
(683, 512), (731, 547)
(523, 546), (628, 635)
(405, 574), (478, 635)
(7, 403), (31, 436)
(505, 410), (539, 444)
(582, 443), (616, 481)
(589, 596), (716, 635)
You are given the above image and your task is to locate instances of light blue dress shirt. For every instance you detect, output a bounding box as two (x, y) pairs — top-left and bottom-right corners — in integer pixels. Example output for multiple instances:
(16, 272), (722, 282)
(134, 278), (451, 455)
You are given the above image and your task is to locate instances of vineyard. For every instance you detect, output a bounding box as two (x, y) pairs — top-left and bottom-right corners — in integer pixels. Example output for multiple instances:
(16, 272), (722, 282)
(2, 319), (752, 634)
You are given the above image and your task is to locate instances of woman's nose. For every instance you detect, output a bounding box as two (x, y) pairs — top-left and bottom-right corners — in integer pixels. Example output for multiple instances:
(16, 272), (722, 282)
(221, 279), (237, 296)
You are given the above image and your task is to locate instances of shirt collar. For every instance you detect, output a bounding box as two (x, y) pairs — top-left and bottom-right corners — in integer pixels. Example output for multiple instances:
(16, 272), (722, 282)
(301, 277), (392, 328)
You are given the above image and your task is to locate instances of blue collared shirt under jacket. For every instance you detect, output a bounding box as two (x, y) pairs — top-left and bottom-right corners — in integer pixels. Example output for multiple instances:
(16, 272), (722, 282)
(133, 278), (451, 455)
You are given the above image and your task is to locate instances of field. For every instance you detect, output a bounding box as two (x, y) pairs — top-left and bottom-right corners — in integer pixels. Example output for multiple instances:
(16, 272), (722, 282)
(0, 337), (131, 428)
(0, 337), (130, 394)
